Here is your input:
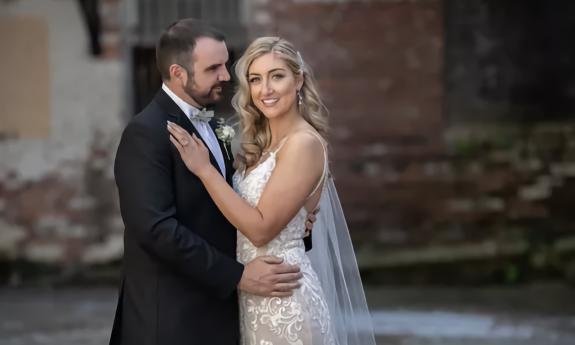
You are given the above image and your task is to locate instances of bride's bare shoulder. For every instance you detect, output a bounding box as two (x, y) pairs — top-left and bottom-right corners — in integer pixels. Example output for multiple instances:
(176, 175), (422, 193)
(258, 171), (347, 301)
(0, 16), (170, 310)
(284, 129), (325, 152)
(279, 129), (325, 159)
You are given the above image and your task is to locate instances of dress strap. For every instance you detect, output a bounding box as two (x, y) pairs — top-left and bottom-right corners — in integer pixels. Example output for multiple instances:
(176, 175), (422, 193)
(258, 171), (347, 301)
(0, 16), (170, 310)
(270, 136), (290, 155)
(305, 130), (328, 199)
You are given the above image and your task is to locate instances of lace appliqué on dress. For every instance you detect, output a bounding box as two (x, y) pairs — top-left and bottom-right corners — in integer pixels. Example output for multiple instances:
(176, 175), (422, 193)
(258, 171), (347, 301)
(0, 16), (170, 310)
(233, 152), (334, 345)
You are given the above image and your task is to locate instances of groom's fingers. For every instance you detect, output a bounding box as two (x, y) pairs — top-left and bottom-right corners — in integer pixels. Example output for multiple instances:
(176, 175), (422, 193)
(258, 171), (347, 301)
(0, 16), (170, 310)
(261, 255), (283, 265)
(307, 213), (316, 223)
(273, 282), (301, 292)
(272, 264), (300, 276)
(273, 272), (303, 283)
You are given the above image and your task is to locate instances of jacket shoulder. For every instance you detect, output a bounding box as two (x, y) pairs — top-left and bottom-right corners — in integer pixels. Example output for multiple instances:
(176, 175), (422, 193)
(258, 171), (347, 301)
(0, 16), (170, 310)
(122, 101), (169, 135)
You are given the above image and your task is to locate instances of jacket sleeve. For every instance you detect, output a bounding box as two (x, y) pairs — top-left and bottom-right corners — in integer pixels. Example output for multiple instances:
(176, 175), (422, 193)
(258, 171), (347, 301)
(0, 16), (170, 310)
(114, 120), (243, 298)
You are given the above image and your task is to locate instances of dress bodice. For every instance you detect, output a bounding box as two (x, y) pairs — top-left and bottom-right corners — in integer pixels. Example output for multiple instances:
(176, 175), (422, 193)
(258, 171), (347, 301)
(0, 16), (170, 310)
(232, 134), (335, 345)
(233, 151), (308, 264)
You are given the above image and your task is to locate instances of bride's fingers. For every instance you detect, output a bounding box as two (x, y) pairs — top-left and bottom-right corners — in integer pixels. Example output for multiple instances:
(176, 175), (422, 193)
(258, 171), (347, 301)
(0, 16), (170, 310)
(169, 135), (185, 154)
(166, 122), (181, 136)
(191, 133), (205, 148)
(167, 127), (177, 140)
(170, 130), (187, 146)
(167, 120), (182, 131)
(167, 121), (190, 140)
(167, 127), (189, 147)
(190, 134), (202, 147)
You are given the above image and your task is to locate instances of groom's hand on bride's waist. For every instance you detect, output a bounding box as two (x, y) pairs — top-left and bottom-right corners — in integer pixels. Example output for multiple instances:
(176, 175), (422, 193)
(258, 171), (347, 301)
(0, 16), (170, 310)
(304, 207), (319, 251)
(238, 256), (302, 297)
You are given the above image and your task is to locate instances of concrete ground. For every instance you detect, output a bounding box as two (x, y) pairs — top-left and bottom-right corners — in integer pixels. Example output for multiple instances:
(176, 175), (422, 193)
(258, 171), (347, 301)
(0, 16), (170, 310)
(0, 284), (574, 345)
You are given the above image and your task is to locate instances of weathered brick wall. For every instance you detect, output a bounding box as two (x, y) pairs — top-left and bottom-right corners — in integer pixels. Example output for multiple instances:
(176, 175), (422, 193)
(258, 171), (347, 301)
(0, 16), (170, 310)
(0, 0), (124, 281)
(248, 1), (575, 283)
(249, 0), (445, 243)
(2, 0), (573, 284)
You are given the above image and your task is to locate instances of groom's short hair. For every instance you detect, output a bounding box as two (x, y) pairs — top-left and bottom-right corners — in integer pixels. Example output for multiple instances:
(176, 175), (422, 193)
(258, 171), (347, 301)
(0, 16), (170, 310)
(156, 18), (225, 81)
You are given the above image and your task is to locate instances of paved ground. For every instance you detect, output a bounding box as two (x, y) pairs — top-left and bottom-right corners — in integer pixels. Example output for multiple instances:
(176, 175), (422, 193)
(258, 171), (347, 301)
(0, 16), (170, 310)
(0, 288), (114, 345)
(0, 284), (574, 345)
(366, 284), (575, 345)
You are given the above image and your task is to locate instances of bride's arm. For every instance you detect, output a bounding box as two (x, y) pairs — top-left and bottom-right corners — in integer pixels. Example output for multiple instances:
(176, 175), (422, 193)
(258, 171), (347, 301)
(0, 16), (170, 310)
(168, 123), (323, 247)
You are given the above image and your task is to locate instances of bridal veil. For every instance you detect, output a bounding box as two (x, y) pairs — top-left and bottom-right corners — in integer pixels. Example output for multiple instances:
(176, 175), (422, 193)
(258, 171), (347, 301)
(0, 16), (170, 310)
(306, 175), (377, 345)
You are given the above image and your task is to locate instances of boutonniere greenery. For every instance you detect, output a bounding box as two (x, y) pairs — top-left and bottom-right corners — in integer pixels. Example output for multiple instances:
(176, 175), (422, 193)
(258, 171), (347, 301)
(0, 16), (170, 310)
(214, 117), (236, 160)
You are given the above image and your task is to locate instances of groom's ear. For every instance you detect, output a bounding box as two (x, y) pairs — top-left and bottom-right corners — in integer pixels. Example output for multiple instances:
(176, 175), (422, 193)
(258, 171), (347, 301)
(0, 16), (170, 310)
(169, 64), (187, 85)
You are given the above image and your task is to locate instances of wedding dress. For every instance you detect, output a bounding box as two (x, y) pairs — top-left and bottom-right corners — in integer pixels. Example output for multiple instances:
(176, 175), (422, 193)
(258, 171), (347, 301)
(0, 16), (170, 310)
(233, 132), (376, 345)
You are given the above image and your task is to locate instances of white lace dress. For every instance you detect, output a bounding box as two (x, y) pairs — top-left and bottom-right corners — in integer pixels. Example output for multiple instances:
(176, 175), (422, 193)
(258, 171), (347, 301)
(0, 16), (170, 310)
(233, 147), (335, 345)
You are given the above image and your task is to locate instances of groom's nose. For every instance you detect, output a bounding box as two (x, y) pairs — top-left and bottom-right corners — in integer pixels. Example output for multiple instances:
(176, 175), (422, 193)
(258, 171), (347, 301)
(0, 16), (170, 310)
(218, 66), (231, 82)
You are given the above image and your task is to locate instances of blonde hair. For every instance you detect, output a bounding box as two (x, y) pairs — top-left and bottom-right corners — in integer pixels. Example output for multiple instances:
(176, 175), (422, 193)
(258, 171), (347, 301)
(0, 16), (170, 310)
(232, 37), (328, 171)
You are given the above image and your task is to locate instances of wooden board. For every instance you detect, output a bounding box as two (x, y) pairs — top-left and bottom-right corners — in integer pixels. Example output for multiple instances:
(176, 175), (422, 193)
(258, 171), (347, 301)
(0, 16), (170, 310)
(0, 16), (50, 138)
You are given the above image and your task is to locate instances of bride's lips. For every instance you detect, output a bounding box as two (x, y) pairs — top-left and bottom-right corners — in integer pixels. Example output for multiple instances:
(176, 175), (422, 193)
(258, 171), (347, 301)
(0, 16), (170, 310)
(261, 98), (279, 106)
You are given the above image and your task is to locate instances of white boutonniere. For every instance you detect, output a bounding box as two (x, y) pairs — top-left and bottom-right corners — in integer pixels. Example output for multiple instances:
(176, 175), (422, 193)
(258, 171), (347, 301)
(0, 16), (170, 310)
(214, 117), (235, 160)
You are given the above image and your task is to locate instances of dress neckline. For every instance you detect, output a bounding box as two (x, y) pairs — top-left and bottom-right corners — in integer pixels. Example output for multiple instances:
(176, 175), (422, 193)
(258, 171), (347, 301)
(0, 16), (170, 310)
(241, 151), (277, 179)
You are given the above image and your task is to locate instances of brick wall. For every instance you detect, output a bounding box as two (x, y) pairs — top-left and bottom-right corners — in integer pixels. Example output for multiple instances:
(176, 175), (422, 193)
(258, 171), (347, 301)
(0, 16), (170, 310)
(2, 0), (573, 283)
(250, 0), (445, 243)
(248, 1), (575, 284)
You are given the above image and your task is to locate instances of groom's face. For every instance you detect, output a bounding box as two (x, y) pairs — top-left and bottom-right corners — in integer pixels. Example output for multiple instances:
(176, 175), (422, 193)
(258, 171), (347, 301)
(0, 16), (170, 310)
(182, 37), (230, 107)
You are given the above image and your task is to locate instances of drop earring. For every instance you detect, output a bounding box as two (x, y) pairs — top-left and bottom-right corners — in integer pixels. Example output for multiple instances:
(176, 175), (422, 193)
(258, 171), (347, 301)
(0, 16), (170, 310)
(297, 90), (303, 106)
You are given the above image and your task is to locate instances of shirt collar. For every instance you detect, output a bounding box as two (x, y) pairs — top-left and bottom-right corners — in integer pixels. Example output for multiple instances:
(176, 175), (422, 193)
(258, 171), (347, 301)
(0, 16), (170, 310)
(162, 83), (201, 120)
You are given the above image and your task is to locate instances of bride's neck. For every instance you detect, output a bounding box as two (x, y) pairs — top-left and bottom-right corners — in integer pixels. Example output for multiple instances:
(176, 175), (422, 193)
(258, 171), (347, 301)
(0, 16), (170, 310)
(268, 112), (302, 148)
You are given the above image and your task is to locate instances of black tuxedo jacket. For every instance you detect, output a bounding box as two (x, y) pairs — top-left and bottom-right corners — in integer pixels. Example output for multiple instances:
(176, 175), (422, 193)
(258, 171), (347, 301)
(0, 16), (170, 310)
(110, 90), (243, 345)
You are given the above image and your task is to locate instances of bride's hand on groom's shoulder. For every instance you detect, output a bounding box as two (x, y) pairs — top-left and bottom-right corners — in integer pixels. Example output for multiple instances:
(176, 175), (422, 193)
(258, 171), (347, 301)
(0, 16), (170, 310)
(238, 256), (302, 297)
(167, 121), (212, 178)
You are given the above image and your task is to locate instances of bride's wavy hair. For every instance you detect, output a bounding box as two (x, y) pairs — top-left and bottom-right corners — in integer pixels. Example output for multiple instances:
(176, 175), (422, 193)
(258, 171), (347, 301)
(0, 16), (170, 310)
(232, 37), (328, 171)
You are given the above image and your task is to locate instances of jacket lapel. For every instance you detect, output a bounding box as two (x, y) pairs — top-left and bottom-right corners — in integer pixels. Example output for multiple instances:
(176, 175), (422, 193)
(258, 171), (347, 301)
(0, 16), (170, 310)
(209, 120), (236, 184)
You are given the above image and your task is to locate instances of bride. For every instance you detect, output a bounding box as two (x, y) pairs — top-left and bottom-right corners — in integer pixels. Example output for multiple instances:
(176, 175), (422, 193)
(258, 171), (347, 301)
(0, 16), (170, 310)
(167, 37), (375, 345)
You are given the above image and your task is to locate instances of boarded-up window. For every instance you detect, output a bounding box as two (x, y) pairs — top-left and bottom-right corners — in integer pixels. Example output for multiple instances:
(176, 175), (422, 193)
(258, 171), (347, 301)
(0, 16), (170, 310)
(0, 16), (50, 139)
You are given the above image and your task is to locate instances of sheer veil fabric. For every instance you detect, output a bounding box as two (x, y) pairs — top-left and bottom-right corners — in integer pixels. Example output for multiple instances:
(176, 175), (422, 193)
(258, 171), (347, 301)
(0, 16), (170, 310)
(307, 176), (377, 345)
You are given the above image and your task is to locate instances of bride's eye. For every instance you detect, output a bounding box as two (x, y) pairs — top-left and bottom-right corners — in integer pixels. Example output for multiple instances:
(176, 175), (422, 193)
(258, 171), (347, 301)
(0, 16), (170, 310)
(248, 76), (260, 84)
(272, 74), (285, 80)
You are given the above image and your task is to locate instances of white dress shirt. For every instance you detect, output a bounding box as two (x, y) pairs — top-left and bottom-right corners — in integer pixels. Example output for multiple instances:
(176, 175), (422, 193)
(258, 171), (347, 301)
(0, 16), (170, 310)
(162, 83), (226, 176)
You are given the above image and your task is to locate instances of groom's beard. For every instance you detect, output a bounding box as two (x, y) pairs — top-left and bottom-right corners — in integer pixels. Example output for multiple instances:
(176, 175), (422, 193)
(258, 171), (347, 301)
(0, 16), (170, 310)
(184, 78), (225, 108)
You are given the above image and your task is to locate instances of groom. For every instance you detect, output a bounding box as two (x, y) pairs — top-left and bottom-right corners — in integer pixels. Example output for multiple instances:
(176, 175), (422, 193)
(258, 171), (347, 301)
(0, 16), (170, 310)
(110, 19), (310, 345)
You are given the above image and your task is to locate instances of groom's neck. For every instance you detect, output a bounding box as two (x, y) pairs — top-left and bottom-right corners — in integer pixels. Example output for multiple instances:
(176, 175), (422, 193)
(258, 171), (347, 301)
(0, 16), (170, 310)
(164, 81), (202, 109)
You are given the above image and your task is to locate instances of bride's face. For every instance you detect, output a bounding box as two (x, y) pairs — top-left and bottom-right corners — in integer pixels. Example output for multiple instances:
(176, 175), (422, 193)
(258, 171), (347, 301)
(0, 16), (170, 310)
(248, 52), (302, 120)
